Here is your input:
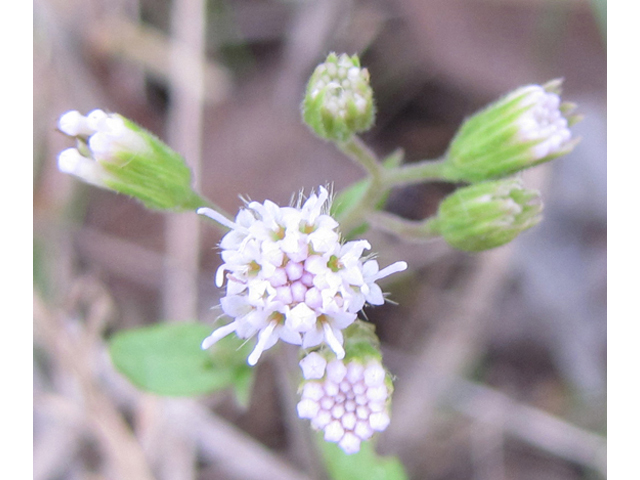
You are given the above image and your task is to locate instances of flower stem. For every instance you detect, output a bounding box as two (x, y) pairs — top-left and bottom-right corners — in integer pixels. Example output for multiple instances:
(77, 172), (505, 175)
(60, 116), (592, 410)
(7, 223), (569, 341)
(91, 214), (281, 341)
(367, 210), (441, 241)
(385, 157), (452, 186)
(334, 136), (454, 234)
(335, 136), (386, 233)
(337, 135), (385, 179)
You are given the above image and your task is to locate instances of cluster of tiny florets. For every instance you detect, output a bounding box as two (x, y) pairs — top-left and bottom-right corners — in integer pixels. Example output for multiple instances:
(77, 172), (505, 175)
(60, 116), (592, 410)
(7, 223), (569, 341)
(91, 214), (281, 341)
(309, 55), (371, 119)
(57, 109), (147, 183)
(297, 352), (391, 454)
(514, 85), (572, 159)
(198, 187), (406, 365)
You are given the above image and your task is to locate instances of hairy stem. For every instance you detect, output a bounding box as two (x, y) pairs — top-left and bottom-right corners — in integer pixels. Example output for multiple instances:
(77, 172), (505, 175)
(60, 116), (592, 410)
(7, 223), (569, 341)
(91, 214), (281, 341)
(385, 157), (451, 186)
(335, 136), (387, 233)
(368, 210), (441, 241)
(334, 135), (452, 234)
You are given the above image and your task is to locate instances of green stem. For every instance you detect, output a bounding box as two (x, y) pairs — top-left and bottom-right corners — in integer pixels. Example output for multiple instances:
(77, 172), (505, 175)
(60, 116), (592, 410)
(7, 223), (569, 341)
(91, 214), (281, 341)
(335, 136), (387, 233)
(337, 136), (386, 179)
(333, 136), (460, 235)
(333, 136), (458, 234)
(385, 157), (453, 186)
(367, 210), (441, 241)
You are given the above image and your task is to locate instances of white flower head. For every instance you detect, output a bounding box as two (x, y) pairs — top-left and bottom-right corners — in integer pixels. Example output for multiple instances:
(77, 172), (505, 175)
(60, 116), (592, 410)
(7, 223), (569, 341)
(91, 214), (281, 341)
(56, 109), (202, 211)
(199, 187), (407, 365)
(57, 109), (115, 187)
(297, 357), (392, 454)
(309, 54), (371, 119)
(57, 110), (149, 185)
(512, 85), (573, 160)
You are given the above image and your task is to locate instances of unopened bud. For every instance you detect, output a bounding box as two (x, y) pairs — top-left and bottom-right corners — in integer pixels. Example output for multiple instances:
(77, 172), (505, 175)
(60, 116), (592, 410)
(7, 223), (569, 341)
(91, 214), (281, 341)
(302, 53), (375, 142)
(433, 178), (543, 251)
(56, 110), (204, 211)
(443, 80), (580, 182)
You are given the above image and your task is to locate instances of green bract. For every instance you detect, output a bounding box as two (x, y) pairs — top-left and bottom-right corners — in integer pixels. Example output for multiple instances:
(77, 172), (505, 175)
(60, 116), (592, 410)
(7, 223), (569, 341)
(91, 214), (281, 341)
(432, 178), (543, 251)
(302, 53), (375, 142)
(99, 117), (204, 211)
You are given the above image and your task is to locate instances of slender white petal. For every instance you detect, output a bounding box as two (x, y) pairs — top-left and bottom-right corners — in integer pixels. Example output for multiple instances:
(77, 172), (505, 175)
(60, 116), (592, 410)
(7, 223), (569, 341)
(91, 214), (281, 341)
(247, 321), (278, 365)
(323, 323), (345, 359)
(371, 261), (408, 281)
(197, 207), (245, 232)
(201, 322), (239, 349)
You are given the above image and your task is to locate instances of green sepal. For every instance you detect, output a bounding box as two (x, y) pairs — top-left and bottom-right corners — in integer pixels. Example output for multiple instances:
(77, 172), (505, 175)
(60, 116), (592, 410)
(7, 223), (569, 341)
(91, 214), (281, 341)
(341, 320), (382, 362)
(315, 432), (408, 480)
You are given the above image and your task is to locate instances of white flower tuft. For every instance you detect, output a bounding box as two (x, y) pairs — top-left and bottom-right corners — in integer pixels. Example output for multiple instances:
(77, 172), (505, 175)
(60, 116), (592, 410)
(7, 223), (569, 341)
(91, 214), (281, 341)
(297, 357), (392, 454)
(55, 109), (149, 186)
(57, 148), (106, 187)
(514, 85), (572, 159)
(58, 110), (94, 137)
(199, 187), (407, 365)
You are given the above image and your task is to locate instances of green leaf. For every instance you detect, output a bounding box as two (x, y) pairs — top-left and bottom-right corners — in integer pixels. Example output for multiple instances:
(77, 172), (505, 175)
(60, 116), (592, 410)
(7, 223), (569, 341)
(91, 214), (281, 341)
(316, 434), (408, 480)
(109, 322), (254, 398)
(331, 178), (370, 220)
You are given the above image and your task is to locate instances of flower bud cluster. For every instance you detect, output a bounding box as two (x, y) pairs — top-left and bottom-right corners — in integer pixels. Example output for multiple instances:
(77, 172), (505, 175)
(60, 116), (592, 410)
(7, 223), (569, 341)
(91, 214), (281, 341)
(302, 53), (375, 142)
(297, 352), (391, 454)
(57, 109), (201, 211)
(444, 81), (580, 182)
(198, 187), (407, 365)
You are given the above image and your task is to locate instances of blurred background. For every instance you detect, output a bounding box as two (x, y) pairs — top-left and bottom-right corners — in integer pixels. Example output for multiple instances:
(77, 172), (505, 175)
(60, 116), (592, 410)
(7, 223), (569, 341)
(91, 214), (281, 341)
(33, 0), (606, 479)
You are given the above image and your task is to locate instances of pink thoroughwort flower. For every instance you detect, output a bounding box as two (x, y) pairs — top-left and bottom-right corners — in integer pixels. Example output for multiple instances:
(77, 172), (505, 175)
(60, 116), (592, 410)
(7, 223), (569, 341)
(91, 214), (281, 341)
(297, 352), (392, 454)
(198, 187), (407, 365)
